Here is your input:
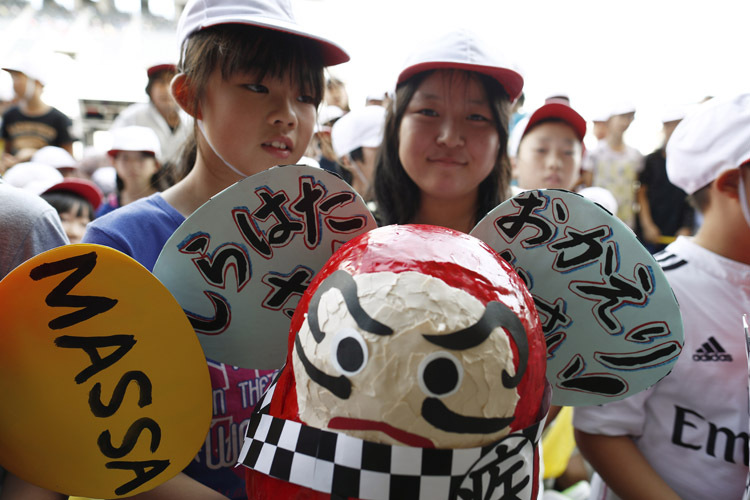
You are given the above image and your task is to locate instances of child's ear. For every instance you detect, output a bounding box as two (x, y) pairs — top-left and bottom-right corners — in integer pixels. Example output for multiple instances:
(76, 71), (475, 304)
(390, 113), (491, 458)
(714, 168), (741, 200)
(510, 156), (518, 179)
(171, 73), (201, 119)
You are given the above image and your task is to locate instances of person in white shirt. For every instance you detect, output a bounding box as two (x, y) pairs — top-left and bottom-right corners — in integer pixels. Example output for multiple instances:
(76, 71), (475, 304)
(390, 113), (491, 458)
(574, 94), (750, 500)
(111, 64), (192, 167)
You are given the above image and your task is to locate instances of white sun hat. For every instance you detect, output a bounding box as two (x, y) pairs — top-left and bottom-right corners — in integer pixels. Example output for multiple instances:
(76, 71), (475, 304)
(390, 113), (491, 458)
(176, 0), (349, 67)
(107, 126), (162, 160)
(578, 186), (619, 216)
(666, 93), (750, 195)
(3, 162), (64, 195)
(314, 105), (345, 134)
(396, 28), (523, 101)
(32, 146), (77, 170)
(331, 105), (386, 159)
(1, 54), (50, 86)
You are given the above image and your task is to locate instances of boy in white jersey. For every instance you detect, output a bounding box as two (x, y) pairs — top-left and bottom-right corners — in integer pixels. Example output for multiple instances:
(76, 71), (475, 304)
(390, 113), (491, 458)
(573, 94), (750, 500)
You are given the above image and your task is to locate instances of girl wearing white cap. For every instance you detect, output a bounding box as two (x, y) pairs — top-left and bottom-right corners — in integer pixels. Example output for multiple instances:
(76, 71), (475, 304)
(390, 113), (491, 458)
(374, 29), (522, 233)
(82, 0), (348, 498)
(97, 125), (171, 218)
(1, 55), (74, 173)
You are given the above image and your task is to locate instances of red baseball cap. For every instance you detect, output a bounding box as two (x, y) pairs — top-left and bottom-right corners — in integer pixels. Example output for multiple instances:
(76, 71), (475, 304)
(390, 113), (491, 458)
(147, 63), (177, 78)
(43, 178), (104, 210)
(508, 98), (587, 157)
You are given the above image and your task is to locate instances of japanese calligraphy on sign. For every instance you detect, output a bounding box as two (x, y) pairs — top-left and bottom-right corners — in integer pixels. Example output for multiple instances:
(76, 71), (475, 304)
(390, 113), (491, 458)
(153, 165), (377, 369)
(471, 189), (684, 406)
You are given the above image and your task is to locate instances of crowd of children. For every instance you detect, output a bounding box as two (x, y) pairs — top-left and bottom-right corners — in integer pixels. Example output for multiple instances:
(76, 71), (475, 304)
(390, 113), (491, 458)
(1, 0), (749, 499)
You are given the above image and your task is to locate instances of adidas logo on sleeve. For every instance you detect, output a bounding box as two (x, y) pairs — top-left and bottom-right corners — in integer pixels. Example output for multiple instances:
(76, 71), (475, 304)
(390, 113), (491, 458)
(693, 336), (733, 362)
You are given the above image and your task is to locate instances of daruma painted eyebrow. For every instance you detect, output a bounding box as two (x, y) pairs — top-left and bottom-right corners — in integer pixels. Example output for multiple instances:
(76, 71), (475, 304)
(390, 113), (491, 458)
(423, 300), (529, 389)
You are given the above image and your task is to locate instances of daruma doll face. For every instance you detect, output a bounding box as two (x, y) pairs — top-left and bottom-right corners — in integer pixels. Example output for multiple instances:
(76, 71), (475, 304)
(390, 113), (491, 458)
(289, 224), (546, 449)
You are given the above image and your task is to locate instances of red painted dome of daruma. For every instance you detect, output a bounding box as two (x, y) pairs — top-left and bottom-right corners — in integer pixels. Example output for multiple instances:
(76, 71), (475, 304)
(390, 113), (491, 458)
(247, 224), (546, 498)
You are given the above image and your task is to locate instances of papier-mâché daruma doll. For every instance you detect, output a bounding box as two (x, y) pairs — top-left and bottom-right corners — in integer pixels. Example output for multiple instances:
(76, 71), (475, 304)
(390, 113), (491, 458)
(243, 224), (549, 500)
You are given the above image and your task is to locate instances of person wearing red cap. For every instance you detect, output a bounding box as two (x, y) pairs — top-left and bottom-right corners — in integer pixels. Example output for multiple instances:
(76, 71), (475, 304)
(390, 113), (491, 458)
(374, 29), (523, 234)
(41, 178), (103, 244)
(82, 0), (349, 498)
(508, 98), (587, 195)
(110, 64), (191, 167)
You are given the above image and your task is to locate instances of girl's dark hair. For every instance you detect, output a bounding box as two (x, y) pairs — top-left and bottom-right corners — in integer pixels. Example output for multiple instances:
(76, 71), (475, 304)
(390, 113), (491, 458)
(179, 24), (326, 118)
(374, 69), (512, 227)
(349, 146), (364, 164)
(41, 191), (94, 220)
(145, 67), (176, 97)
(172, 134), (198, 181)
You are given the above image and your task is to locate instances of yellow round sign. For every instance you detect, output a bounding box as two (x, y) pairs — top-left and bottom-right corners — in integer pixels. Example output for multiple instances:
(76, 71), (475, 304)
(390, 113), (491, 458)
(0, 244), (212, 497)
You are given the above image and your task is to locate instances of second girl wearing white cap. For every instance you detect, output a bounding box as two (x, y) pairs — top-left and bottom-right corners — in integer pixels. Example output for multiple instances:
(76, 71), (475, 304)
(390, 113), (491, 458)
(97, 125), (170, 218)
(374, 29), (523, 234)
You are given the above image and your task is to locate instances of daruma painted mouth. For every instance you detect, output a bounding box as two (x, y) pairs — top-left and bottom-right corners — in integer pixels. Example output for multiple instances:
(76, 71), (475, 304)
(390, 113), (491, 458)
(328, 417), (434, 448)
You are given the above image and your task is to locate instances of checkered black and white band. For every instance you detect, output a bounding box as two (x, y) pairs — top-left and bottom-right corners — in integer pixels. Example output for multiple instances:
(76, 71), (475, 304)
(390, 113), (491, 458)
(239, 381), (543, 500)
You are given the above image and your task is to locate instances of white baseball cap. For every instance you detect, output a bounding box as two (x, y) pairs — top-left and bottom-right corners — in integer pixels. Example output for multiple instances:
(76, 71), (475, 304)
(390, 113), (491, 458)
(396, 29), (523, 101)
(589, 104), (612, 123)
(32, 146), (77, 170)
(108, 126), (162, 160)
(666, 93), (750, 195)
(3, 162), (64, 195)
(660, 105), (688, 124)
(314, 105), (345, 133)
(578, 186), (619, 216)
(2, 56), (50, 86)
(508, 98), (587, 158)
(43, 178), (104, 210)
(176, 0), (349, 67)
(331, 105), (386, 159)
(608, 100), (636, 118)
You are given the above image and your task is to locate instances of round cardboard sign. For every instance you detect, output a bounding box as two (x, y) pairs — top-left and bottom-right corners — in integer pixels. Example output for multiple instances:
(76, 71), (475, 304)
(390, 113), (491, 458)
(471, 189), (684, 406)
(153, 164), (377, 369)
(0, 244), (212, 497)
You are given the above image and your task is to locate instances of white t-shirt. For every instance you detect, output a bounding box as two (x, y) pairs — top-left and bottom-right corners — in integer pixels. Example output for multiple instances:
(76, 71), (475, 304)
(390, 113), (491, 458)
(574, 236), (750, 500)
(111, 102), (192, 166)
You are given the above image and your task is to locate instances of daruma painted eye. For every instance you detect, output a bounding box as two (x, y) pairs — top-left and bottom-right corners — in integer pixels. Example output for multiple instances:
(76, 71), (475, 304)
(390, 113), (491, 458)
(418, 351), (464, 398)
(330, 327), (368, 376)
